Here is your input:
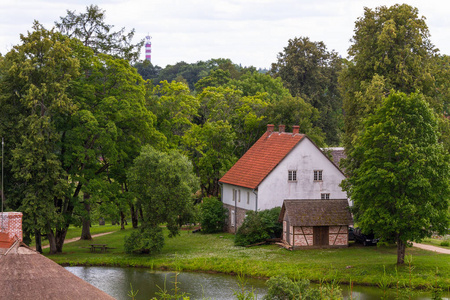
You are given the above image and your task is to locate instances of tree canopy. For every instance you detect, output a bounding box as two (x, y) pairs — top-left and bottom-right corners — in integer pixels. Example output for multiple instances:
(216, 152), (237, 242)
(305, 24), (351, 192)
(340, 4), (440, 152)
(55, 4), (144, 62)
(342, 92), (450, 264)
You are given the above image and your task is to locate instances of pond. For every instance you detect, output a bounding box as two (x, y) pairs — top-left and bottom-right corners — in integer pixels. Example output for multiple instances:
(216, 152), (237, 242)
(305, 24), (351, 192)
(65, 266), (449, 300)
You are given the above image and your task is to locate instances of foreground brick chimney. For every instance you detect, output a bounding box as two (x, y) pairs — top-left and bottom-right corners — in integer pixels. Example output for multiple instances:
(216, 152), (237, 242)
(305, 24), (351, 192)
(292, 125), (300, 134)
(0, 212), (23, 248)
(278, 124), (285, 133)
(267, 124), (275, 133)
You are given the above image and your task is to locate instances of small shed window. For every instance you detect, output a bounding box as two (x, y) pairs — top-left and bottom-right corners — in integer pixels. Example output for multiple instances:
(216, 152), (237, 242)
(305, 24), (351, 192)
(288, 170), (297, 182)
(314, 170), (323, 181)
(321, 193), (330, 200)
(247, 192), (250, 204)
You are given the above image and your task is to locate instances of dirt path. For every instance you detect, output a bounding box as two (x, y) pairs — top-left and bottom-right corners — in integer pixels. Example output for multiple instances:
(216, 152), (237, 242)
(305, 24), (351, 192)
(412, 242), (450, 254)
(41, 231), (115, 249)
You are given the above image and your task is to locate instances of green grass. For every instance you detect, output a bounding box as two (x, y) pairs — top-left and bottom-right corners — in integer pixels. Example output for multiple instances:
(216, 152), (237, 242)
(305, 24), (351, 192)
(421, 237), (450, 249)
(32, 223), (123, 247)
(44, 226), (450, 291)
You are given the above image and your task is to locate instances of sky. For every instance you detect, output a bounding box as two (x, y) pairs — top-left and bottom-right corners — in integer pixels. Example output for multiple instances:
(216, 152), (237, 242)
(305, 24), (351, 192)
(1, 0), (450, 69)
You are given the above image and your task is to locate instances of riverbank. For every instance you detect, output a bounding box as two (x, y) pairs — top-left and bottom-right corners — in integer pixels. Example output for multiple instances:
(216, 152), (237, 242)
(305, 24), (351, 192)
(44, 225), (450, 291)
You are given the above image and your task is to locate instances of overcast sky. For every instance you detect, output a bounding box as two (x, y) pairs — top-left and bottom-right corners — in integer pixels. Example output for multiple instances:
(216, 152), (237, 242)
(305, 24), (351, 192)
(1, 0), (449, 69)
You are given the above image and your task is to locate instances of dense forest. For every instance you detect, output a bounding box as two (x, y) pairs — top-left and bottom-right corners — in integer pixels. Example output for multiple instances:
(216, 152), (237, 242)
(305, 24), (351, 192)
(1, 4), (449, 256)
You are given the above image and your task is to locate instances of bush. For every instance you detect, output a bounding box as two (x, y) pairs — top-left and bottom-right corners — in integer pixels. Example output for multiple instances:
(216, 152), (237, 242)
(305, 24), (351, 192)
(199, 197), (227, 233)
(234, 207), (282, 246)
(263, 276), (319, 300)
(440, 240), (450, 247)
(124, 226), (164, 254)
(263, 276), (342, 300)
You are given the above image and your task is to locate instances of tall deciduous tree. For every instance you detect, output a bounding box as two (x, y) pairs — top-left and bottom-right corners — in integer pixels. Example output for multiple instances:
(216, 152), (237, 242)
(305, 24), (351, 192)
(271, 37), (343, 145)
(342, 92), (450, 264)
(127, 145), (198, 236)
(340, 4), (439, 153)
(0, 22), (79, 253)
(55, 4), (144, 62)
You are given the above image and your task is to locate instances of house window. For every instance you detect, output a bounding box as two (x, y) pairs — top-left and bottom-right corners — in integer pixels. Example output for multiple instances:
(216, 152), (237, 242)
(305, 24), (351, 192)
(247, 192), (250, 204)
(321, 193), (330, 200)
(288, 170), (297, 182)
(314, 170), (323, 181)
(233, 189), (239, 202)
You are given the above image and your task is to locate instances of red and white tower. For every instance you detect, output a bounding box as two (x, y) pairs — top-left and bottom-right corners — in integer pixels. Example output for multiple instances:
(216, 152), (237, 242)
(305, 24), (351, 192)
(145, 35), (152, 62)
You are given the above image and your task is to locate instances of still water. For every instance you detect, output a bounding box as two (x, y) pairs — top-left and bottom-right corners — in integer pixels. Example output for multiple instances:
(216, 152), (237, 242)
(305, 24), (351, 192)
(66, 266), (449, 300)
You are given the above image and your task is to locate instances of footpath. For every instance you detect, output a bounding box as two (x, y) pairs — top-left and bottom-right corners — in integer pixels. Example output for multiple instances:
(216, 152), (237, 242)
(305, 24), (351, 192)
(41, 231), (115, 249)
(412, 242), (450, 254)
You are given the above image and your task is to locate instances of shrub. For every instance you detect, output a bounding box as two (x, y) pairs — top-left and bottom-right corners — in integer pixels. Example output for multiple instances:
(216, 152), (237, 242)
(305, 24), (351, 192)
(440, 240), (450, 247)
(263, 276), (319, 300)
(124, 226), (164, 254)
(264, 276), (343, 300)
(234, 207), (282, 246)
(199, 197), (227, 233)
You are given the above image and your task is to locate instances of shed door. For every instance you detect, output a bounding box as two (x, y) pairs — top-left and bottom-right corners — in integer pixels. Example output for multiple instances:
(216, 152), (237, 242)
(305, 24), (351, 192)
(313, 226), (329, 246)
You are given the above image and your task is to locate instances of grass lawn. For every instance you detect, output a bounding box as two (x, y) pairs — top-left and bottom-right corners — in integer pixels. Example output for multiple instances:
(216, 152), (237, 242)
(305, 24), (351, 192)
(44, 225), (450, 291)
(421, 237), (450, 249)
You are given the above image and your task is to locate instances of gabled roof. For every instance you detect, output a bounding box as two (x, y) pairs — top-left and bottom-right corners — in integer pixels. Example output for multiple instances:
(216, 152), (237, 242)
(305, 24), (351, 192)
(0, 243), (114, 300)
(219, 130), (305, 189)
(279, 199), (353, 226)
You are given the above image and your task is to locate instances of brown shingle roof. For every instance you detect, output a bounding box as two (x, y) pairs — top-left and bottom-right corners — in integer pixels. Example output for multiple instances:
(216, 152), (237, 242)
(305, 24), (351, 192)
(279, 199), (353, 226)
(219, 130), (305, 189)
(0, 244), (114, 300)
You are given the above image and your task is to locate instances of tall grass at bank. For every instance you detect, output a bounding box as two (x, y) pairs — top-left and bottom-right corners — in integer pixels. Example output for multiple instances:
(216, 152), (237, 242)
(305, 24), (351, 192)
(45, 227), (450, 290)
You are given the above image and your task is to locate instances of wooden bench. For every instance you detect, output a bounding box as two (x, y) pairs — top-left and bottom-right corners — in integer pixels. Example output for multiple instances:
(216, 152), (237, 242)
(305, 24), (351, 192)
(90, 244), (107, 253)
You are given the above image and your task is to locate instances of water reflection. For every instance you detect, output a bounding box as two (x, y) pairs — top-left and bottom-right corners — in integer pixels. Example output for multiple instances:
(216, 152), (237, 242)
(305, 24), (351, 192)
(66, 266), (449, 300)
(66, 266), (267, 300)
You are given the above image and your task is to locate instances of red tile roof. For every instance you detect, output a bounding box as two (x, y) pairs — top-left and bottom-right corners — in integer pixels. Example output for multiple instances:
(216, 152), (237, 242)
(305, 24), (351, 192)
(219, 131), (305, 189)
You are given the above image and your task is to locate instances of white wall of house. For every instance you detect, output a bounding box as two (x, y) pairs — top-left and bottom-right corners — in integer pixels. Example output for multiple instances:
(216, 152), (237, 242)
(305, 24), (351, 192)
(257, 138), (347, 210)
(222, 184), (257, 211)
(221, 138), (347, 213)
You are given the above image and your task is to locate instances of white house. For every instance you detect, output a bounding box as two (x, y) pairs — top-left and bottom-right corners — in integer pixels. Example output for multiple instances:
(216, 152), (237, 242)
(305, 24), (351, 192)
(219, 124), (350, 234)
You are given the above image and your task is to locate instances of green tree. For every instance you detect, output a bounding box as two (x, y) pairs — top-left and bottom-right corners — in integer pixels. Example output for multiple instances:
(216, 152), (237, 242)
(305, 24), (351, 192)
(199, 196), (227, 233)
(271, 37), (343, 145)
(127, 145), (199, 237)
(342, 92), (450, 264)
(340, 4), (439, 152)
(55, 4), (144, 62)
(0, 22), (79, 253)
(182, 121), (236, 197)
(148, 80), (199, 148)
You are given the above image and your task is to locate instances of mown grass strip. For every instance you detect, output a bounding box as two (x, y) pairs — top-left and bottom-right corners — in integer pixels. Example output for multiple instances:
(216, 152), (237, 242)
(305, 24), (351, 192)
(45, 226), (450, 290)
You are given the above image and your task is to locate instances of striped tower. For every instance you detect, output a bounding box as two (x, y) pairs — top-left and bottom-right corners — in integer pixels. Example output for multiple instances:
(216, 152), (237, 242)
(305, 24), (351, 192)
(145, 35), (152, 62)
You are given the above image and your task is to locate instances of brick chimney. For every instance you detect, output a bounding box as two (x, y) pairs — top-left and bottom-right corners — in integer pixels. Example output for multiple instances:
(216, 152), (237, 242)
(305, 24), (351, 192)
(0, 212), (23, 248)
(292, 125), (300, 134)
(278, 124), (285, 133)
(267, 124), (275, 133)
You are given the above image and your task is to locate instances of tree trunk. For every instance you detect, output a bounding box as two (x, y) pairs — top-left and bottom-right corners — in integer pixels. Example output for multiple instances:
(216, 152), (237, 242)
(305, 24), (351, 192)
(120, 210), (126, 230)
(47, 230), (58, 255)
(55, 227), (69, 253)
(80, 194), (92, 240)
(397, 237), (406, 265)
(131, 203), (138, 228)
(34, 229), (42, 254)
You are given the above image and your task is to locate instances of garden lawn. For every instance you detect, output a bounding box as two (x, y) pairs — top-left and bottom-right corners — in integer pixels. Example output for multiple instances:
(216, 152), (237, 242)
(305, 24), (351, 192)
(421, 237), (450, 249)
(45, 226), (450, 290)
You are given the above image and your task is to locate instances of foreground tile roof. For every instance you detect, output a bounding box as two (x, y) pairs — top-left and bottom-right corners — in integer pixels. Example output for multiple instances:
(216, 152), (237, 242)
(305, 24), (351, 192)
(219, 130), (305, 189)
(279, 199), (353, 226)
(0, 243), (114, 300)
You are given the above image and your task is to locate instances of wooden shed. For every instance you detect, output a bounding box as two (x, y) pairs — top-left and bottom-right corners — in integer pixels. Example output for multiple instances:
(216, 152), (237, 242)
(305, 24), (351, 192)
(279, 199), (353, 249)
